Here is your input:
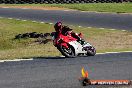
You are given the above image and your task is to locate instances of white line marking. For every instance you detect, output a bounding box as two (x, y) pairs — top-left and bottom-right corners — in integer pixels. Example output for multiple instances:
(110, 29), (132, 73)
(120, 51), (132, 53)
(64, 10), (70, 11)
(79, 26), (82, 27)
(105, 52), (119, 54)
(49, 23), (53, 24)
(0, 58), (33, 63)
(22, 20), (27, 21)
(0, 17), (3, 18)
(87, 27), (92, 28)
(99, 28), (105, 29)
(16, 19), (20, 20)
(2, 7), (9, 9)
(96, 51), (132, 55)
(0, 61), (4, 63)
(96, 53), (106, 55)
(122, 30), (126, 32)
(109, 29), (116, 30)
(32, 21), (37, 23)
(40, 22), (44, 23)
(60, 56), (65, 57)
(8, 18), (13, 20)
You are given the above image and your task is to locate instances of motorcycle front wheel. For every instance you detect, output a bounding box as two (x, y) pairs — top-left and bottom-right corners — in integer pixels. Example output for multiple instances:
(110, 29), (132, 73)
(58, 45), (76, 58)
(87, 46), (96, 56)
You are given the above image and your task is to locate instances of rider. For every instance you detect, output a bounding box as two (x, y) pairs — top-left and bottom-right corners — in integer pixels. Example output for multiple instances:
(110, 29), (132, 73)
(51, 22), (85, 46)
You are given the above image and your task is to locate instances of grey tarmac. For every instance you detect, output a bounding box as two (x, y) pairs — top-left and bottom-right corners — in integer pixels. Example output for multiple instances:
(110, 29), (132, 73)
(0, 8), (132, 31)
(0, 52), (132, 88)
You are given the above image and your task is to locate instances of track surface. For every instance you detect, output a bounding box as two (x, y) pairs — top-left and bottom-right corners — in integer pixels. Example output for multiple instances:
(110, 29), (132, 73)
(0, 8), (132, 31)
(0, 52), (132, 88)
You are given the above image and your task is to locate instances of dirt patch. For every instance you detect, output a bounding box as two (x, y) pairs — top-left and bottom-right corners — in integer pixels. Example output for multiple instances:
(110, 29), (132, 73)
(0, 6), (72, 10)
(87, 31), (132, 51)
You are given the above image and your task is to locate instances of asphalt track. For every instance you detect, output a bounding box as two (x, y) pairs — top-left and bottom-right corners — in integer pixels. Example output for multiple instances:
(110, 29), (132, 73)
(0, 52), (132, 88)
(0, 8), (132, 88)
(0, 8), (132, 31)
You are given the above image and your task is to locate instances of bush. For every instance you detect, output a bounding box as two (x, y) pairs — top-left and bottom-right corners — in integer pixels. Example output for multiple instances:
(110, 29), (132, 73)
(0, 0), (131, 4)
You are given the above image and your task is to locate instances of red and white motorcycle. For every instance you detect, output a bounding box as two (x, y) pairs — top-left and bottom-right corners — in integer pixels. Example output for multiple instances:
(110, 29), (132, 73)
(51, 32), (96, 58)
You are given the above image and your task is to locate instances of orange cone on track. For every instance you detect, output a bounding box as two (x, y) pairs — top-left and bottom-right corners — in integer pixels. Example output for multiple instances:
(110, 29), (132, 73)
(81, 67), (88, 78)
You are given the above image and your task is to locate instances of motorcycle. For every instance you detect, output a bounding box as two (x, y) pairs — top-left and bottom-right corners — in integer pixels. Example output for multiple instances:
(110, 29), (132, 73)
(51, 31), (96, 58)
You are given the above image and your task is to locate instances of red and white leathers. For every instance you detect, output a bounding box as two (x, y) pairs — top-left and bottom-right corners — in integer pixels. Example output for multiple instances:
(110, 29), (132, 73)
(51, 26), (84, 47)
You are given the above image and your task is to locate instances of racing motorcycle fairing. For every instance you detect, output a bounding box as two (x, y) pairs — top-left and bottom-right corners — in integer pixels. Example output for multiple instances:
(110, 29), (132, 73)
(68, 41), (87, 55)
(51, 31), (96, 57)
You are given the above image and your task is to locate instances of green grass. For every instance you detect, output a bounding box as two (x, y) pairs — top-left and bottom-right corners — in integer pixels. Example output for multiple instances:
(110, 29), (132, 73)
(1, 3), (132, 13)
(0, 18), (132, 60)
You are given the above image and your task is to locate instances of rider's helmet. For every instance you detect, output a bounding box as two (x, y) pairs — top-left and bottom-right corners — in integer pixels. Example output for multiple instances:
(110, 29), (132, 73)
(54, 22), (62, 32)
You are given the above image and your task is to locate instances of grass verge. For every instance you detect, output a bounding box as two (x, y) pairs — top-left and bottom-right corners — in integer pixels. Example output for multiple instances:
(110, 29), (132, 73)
(0, 18), (132, 60)
(0, 3), (132, 13)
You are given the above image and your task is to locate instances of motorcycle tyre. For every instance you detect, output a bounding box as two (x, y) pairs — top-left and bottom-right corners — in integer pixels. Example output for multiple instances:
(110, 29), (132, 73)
(87, 47), (96, 56)
(57, 45), (76, 58)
